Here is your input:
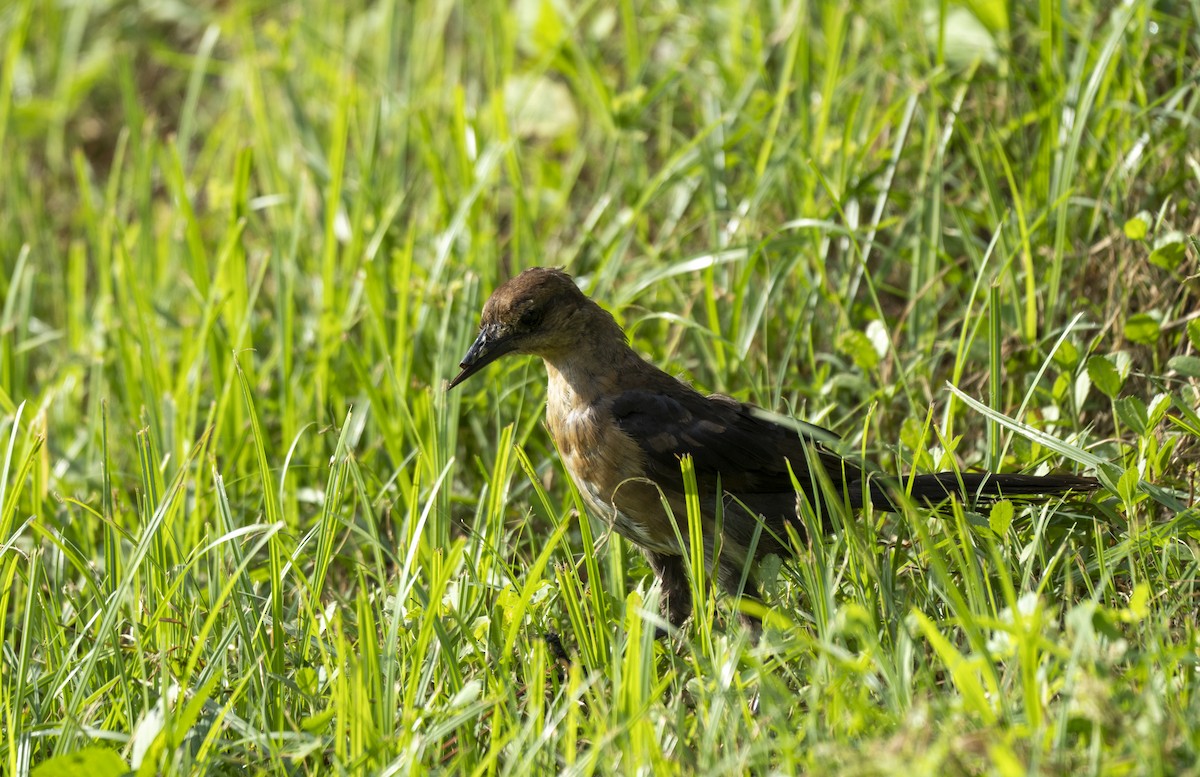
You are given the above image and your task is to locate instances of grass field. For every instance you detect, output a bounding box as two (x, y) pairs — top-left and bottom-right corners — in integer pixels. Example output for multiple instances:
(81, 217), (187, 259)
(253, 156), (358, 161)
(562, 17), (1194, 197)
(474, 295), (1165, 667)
(3, 0), (1200, 774)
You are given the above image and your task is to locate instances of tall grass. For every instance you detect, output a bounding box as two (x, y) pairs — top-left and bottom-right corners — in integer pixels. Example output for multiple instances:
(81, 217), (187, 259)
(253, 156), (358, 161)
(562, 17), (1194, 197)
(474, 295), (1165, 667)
(1, 0), (1198, 773)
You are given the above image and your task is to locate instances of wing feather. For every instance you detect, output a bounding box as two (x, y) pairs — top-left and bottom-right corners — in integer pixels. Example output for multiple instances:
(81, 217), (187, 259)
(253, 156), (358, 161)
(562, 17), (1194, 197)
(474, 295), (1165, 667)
(609, 389), (858, 510)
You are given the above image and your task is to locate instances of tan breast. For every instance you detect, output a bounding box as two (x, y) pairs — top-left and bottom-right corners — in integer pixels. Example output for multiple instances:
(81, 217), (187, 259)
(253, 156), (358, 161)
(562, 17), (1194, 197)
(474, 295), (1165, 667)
(546, 377), (681, 554)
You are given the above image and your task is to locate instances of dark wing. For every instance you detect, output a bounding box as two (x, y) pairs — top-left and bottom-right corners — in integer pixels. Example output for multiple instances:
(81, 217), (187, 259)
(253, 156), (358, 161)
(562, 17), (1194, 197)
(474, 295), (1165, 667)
(609, 388), (861, 510)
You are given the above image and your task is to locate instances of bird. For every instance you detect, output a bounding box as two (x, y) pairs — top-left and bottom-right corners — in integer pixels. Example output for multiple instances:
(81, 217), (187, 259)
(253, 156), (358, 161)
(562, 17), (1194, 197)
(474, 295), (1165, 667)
(448, 267), (1100, 632)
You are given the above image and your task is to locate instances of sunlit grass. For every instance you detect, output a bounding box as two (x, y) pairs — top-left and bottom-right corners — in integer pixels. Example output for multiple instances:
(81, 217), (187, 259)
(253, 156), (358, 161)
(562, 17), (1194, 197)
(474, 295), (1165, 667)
(2, 0), (1199, 773)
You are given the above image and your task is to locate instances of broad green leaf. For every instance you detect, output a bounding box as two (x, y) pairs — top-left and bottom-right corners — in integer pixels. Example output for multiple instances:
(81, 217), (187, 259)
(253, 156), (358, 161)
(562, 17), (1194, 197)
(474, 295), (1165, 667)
(1117, 466), (1141, 503)
(1087, 355), (1123, 398)
(989, 499), (1013, 536)
(1114, 396), (1148, 435)
(1169, 355), (1200, 378)
(900, 416), (926, 452)
(1149, 231), (1186, 270)
(1124, 313), (1160, 344)
(1052, 339), (1079, 369)
(1123, 212), (1150, 240)
(1125, 583), (1150, 622)
(837, 329), (880, 370)
(1073, 370), (1091, 408)
(33, 748), (128, 777)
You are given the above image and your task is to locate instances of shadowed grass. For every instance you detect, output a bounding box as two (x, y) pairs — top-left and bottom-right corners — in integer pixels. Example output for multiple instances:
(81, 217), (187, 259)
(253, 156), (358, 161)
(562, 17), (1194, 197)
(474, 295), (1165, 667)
(1, 0), (1199, 773)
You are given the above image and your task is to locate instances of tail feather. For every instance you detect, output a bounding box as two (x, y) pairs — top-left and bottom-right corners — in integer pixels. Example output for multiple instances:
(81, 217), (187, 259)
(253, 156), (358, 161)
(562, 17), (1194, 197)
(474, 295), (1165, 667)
(868, 472), (1100, 511)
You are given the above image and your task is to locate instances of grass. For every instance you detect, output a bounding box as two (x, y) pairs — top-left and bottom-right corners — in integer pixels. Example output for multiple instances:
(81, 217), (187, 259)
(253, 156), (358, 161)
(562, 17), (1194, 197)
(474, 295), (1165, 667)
(2, 0), (1199, 773)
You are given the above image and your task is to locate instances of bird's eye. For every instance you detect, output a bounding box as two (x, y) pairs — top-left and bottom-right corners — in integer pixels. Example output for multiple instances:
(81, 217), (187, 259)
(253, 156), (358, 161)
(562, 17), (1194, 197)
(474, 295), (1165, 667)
(519, 308), (544, 328)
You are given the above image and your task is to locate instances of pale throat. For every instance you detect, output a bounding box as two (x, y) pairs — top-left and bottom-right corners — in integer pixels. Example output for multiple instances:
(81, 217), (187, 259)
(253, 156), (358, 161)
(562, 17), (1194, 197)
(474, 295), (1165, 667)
(545, 328), (640, 392)
(541, 309), (634, 399)
(544, 356), (609, 413)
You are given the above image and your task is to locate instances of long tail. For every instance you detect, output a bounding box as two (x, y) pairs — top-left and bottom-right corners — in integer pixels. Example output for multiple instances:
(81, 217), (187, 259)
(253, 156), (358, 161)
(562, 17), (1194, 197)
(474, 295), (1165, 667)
(869, 472), (1100, 511)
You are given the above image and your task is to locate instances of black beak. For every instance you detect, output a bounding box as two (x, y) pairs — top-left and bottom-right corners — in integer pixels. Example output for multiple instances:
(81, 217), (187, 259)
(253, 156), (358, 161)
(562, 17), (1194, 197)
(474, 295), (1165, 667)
(447, 326), (517, 389)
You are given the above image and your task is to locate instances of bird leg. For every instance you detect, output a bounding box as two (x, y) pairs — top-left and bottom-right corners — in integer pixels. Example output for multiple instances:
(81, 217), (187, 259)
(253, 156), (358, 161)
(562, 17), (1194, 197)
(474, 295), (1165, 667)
(645, 551), (693, 629)
(645, 550), (766, 640)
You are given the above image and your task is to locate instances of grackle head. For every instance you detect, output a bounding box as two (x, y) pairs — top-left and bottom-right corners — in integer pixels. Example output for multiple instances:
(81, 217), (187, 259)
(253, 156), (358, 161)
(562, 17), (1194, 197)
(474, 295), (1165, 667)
(448, 267), (599, 389)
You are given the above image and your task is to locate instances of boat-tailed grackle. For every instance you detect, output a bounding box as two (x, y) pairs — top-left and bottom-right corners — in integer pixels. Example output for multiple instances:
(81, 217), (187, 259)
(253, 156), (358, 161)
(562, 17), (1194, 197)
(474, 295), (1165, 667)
(449, 267), (1099, 630)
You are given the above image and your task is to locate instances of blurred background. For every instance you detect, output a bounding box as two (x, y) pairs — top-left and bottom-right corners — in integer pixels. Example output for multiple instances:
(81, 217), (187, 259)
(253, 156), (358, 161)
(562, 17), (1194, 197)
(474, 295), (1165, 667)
(2, 0), (1198, 773)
